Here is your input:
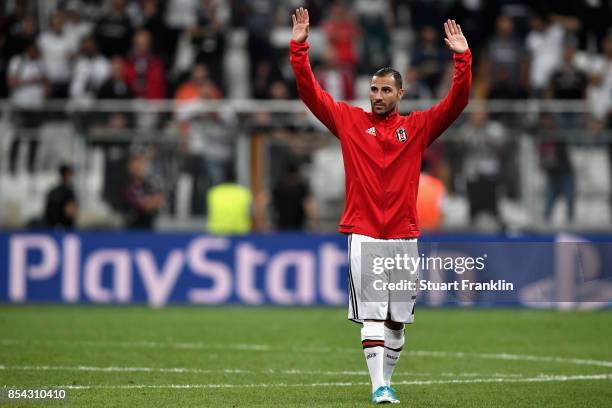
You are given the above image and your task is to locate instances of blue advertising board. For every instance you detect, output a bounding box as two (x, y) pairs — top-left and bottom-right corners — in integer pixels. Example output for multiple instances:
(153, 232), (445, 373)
(1, 232), (611, 307)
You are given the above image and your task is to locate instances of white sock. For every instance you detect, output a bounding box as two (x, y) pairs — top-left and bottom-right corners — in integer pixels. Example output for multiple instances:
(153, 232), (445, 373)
(383, 325), (405, 386)
(361, 321), (385, 393)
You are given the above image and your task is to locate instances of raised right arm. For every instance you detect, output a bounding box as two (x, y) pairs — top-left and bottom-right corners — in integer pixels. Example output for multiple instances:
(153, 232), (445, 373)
(290, 7), (344, 137)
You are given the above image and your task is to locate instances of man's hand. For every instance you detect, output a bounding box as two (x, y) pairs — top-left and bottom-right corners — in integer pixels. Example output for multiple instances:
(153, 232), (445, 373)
(292, 7), (309, 43)
(443, 19), (468, 54)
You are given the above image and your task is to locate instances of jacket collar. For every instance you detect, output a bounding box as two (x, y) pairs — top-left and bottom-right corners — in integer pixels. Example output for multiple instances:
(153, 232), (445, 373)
(369, 109), (400, 124)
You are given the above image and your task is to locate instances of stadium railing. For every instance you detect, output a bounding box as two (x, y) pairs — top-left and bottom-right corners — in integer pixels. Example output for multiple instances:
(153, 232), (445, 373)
(0, 99), (610, 232)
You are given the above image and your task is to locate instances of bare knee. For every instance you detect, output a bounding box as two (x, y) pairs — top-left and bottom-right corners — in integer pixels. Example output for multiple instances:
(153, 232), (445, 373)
(384, 320), (404, 330)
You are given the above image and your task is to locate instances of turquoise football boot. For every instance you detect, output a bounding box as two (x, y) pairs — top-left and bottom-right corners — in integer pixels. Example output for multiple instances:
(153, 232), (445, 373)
(371, 385), (400, 404)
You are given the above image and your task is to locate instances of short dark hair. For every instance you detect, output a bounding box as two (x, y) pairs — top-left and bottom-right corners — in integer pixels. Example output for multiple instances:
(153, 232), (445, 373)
(59, 163), (73, 178)
(222, 164), (237, 184)
(373, 67), (402, 89)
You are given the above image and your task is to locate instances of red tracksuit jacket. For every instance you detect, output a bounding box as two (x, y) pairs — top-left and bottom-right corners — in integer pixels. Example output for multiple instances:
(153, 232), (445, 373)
(290, 40), (472, 239)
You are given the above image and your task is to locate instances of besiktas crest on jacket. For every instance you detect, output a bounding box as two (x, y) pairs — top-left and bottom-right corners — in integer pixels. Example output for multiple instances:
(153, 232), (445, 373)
(395, 127), (408, 142)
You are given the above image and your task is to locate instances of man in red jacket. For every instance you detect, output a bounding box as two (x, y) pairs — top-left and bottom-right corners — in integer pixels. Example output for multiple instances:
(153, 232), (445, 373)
(290, 8), (471, 404)
(124, 29), (166, 100)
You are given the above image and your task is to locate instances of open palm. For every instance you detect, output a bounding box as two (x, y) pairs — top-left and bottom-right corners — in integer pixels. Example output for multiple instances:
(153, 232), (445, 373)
(444, 19), (469, 54)
(292, 7), (309, 43)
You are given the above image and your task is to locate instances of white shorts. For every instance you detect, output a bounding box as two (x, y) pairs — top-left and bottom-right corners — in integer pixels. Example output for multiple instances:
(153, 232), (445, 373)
(347, 233), (420, 324)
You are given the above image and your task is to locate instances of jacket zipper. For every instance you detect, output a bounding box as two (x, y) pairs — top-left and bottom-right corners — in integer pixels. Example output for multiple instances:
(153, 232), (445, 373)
(381, 122), (388, 236)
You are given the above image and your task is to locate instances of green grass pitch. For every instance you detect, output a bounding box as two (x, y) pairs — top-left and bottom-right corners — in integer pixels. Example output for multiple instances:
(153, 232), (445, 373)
(1, 306), (611, 407)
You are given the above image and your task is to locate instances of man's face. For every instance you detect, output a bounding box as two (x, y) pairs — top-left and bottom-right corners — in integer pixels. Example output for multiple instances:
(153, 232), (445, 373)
(82, 38), (96, 55)
(496, 16), (513, 37)
(603, 37), (612, 58)
(110, 57), (124, 78)
(134, 31), (151, 55)
(64, 171), (74, 186)
(563, 46), (576, 64)
(129, 157), (146, 179)
(26, 45), (39, 59)
(370, 75), (403, 116)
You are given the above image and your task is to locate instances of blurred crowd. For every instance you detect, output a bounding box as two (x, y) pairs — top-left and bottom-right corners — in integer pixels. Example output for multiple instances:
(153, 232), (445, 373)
(1, 0), (610, 110)
(1, 0), (611, 232)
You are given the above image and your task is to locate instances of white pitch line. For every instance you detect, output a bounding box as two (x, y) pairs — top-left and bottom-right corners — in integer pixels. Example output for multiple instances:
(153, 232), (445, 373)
(0, 364), (525, 378)
(0, 365), (246, 375)
(406, 351), (612, 369)
(0, 339), (273, 352)
(2, 338), (612, 368)
(6, 373), (611, 390)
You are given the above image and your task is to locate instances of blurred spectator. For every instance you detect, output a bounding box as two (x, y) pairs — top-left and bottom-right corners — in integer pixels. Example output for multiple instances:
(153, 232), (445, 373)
(607, 113), (612, 222)
(0, 12), (6, 98)
(175, 63), (219, 102)
(272, 162), (316, 231)
(459, 109), (507, 228)
(5, 14), (38, 61)
(38, 12), (76, 98)
(189, 0), (227, 91)
(124, 30), (166, 99)
(354, 0), (391, 74)
(165, 0), (199, 30)
(252, 60), (284, 99)
(492, 1), (531, 38)
(174, 68), (231, 213)
(62, 0), (94, 51)
(70, 36), (110, 103)
(545, 2), (582, 34)
(403, 66), (431, 100)
(94, 0), (133, 57)
(548, 41), (587, 128)
(526, 12), (564, 96)
(482, 15), (528, 99)
(575, 0), (610, 53)
(417, 159), (445, 231)
(486, 64), (528, 127)
(97, 56), (132, 128)
(408, 0), (447, 31)
(322, 1), (359, 69)
(7, 41), (48, 174)
(91, 112), (132, 215)
(537, 113), (575, 224)
(242, 0), (280, 86)
(446, 0), (492, 59)
(548, 42), (587, 100)
(487, 68), (528, 101)
(588, 35), (612, 121)
(410, 25), (449, 95)
(314, 47), (354, 101)
(207, 165), (252, 235)
(68, 0), (102, 22)
(272, 81), (291, 103)
(123, 151), (165, 229)
(44, 163), (78, 229)
(5, 0), (29, 46)
(252, 79), (295, 131)
(97, 56), (132, 99)
(174, 63), (222, 120)
(140, 0), (175, 68)
(302, 0), (326, 26)
(191, 79), (234, 186)
(174, 64), (225, 213)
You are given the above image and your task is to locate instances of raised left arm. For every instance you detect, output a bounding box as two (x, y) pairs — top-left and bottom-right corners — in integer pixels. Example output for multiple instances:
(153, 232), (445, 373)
(420, 19), (472, 148)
